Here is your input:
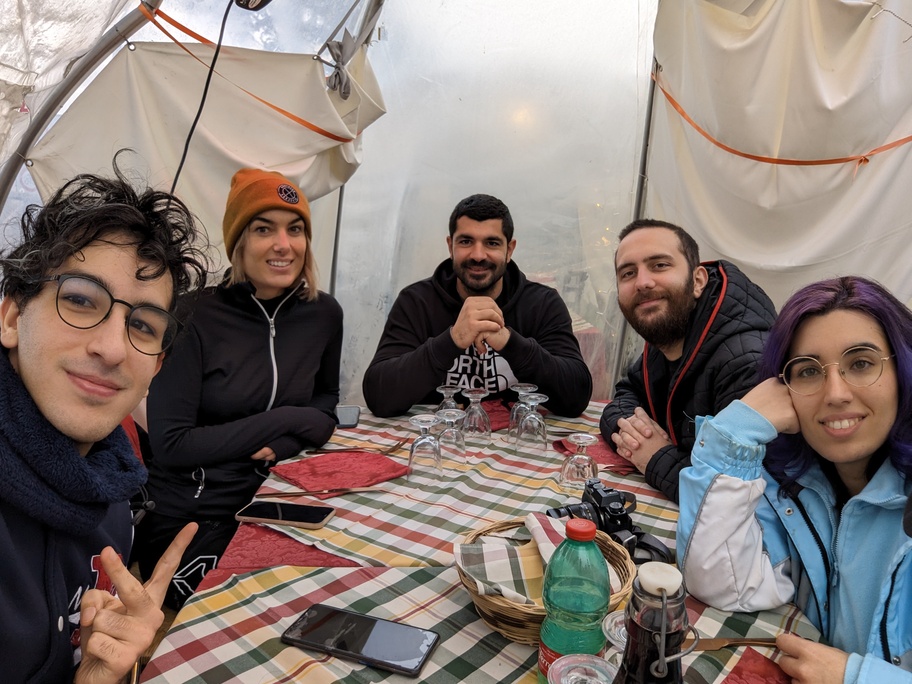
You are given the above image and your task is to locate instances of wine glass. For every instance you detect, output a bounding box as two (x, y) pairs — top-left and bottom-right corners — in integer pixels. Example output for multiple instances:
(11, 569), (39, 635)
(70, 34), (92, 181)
(436, 408), (466, 465)
(436, 384), (460, 412)
(461, 388), (491, 449)
(408, 414), (442, 480)
(508, 383), (538, 442)
(514, 392), (548, 458)
(559, 432), (599, 492)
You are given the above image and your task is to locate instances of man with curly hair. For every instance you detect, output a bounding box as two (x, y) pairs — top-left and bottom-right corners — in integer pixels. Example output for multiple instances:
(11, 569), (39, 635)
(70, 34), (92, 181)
(0, 156), (209, 683)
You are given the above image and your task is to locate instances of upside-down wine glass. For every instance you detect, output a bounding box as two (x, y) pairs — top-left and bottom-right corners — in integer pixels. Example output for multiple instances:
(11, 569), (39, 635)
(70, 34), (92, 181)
(514, 392), (549, 459)
(507, 383), (539, 443)
(408, 414), (442, 481)
(436, 408), (467, 465)
(558, 432), (599, 492)
(436, 384), (460, 412)
(461, 388), (492, 449)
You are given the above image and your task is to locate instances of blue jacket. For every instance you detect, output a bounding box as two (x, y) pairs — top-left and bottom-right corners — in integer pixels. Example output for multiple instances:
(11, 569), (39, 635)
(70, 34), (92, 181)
(678, 401), (912, 684)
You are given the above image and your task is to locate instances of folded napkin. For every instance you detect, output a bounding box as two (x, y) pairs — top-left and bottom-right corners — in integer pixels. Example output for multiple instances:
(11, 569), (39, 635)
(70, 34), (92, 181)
(721, 647), (789, 684)
(454, 512), (621, 606)
(553, 435), (636, 475)
(270, 451), (409, 500)
(481, 399), (512, 432)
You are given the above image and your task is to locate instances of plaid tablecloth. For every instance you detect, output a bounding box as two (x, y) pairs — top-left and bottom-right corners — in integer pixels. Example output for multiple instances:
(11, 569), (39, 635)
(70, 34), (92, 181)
(141, 564), (819, 684)
(246, 401), (680, 568)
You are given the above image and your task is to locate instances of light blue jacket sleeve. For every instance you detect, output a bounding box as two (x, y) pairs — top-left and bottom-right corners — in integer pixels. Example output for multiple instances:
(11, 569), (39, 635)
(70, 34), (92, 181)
(845, 652), (912, 684)
(677, 401), (797, 612)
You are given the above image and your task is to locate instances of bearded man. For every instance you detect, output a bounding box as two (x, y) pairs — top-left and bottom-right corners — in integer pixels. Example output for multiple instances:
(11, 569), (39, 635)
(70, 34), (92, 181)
(600, 219), (776, 502)
(363, 194), (592, 418)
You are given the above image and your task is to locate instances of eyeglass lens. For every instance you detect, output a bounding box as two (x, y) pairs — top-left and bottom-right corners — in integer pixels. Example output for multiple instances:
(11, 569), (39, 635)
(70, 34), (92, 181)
(782, 347), (887, 394)
(54, 275), (176, 355)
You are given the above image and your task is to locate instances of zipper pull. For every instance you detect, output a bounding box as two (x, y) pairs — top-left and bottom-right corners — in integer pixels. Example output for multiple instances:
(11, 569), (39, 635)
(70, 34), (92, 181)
(192, 467), (205, 499)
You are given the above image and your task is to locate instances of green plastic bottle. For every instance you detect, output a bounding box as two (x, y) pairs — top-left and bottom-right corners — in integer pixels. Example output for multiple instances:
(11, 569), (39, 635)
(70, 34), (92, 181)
(537, 518), (611, 683)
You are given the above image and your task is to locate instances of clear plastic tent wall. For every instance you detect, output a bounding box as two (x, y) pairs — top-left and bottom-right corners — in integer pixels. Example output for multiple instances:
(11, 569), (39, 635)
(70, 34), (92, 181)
(336, 1), (658, 402)
(2, 0), (659, 404)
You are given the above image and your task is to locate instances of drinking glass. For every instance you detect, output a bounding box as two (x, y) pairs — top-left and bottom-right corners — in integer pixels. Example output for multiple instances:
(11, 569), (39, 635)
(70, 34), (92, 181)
(435, 384), (460, 412)
(514, 392), (548, 458)
(408, 414), (442, 480)
(436, 408), (466, 465)
(547, 654), (618, 684)
(508, 383), (538, 442)
(461, 388), (491, 448)
(559, 432), (599, 492)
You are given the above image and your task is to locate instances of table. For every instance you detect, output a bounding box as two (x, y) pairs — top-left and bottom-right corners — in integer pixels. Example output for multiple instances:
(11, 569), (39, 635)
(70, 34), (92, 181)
(141, 566), (817, 684)
(218, 401), (678, 574)
(141, 401), (820, 683)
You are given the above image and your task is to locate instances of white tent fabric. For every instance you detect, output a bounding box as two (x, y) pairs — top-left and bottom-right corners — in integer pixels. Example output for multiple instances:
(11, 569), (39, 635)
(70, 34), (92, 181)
(27, 39), (385, 263)
(646, 0), (912, 307)
(0, 0), (132, 166)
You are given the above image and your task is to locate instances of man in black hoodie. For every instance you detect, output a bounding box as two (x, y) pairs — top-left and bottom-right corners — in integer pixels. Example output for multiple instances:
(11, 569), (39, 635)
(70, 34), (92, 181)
(600, 219), (776, 502)
(363, 194), (592, 418)
(0, 158), (208, 683)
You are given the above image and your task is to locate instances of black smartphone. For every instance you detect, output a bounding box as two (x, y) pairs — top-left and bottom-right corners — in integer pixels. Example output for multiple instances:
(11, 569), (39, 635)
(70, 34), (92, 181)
(281, 603), (440, 677)
(235, 501), (335, 529)
(336, 404), (361, 428)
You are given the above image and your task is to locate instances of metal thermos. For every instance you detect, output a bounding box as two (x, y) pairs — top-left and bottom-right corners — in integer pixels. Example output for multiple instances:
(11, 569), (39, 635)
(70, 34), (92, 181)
(613, 562), (697, 684)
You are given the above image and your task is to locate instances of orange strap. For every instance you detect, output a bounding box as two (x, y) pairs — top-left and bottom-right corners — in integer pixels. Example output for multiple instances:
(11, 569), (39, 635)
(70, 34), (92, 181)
(137, 4), (353, 143)
(655, 71), (912, 176)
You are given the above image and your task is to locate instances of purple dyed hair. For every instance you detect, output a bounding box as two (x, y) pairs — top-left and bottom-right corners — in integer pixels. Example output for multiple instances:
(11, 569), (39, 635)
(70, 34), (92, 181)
(759, 276), (912, 486)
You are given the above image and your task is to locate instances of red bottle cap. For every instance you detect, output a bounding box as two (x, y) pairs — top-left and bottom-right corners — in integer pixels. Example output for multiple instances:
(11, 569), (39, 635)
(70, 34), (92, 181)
(565, 518), (597, 541)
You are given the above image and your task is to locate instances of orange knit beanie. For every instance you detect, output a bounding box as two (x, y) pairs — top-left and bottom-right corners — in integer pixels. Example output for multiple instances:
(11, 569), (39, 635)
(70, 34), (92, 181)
(222, 168), (311, 258)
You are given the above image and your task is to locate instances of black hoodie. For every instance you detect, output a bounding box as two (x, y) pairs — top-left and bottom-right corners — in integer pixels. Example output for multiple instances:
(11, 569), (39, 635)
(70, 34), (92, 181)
(600, 260), (777, 502)
(363, 260), (592, 417)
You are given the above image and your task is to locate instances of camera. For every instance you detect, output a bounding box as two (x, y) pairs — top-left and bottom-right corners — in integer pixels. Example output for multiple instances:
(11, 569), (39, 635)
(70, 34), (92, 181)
(545, 478), (637, 551)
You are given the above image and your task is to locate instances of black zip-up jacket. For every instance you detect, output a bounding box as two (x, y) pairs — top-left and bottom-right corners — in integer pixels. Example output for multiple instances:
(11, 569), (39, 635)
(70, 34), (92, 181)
(363, 260), (592, 417)
(599, 260), (776, 502)
(146, 280), (342, 518)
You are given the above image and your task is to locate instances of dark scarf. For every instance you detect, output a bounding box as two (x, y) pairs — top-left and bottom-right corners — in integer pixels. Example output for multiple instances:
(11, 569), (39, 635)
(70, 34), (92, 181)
(0, 352), (146, 536)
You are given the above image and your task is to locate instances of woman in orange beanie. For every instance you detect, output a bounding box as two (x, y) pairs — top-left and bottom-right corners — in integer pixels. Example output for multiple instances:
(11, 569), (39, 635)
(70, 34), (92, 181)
(135, 169), (343, 608)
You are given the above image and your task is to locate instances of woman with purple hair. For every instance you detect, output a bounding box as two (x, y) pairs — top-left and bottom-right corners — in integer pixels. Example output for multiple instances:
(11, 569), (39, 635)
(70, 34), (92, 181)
(677, 276), (912, 684)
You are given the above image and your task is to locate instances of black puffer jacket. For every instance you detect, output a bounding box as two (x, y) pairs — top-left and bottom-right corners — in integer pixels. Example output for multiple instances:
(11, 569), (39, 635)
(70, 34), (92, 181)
(600, 260), (776, 502)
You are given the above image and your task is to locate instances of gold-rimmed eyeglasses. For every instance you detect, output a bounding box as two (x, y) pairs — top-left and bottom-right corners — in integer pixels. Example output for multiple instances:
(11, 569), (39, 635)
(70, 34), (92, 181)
(34, 274), (180, 356)
(779, 346), (894, 396)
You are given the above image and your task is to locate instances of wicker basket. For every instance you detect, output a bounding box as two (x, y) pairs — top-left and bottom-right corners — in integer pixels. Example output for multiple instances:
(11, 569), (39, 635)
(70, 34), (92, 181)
(456, 518), (636, 645)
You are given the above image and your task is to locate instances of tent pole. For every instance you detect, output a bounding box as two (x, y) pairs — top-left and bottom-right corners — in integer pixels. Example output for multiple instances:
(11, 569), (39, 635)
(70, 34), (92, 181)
(0, 1), (164, 215)
(329, 184), (345, 296)
(326, 0), (383, 296)
(608, 57), (658, 400)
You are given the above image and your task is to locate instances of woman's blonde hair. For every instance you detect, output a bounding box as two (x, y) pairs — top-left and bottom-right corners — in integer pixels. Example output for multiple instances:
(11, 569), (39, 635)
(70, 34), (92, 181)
(228, 223), (319, 301)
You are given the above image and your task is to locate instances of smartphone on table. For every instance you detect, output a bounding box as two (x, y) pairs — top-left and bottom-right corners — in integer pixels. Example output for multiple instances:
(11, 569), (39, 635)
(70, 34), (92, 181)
(281, 603), (440, 677)
(335, 404), (361, 428)
(234, 501), (334, 529)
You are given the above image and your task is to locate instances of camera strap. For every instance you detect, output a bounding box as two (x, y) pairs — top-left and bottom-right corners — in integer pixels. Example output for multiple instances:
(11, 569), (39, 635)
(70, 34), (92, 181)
(608, 492), (674, 564)
(632, 527), (674, 564)
(609, 525), (673, 565)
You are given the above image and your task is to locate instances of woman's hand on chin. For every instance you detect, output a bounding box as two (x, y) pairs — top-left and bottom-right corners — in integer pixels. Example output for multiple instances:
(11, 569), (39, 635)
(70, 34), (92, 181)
(742, 378), (801, 435)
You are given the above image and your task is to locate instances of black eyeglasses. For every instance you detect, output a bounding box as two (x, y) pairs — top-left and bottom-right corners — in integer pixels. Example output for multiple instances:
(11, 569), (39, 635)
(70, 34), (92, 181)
(34, 274), (180, 355)
(779, 346), (894, 396)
